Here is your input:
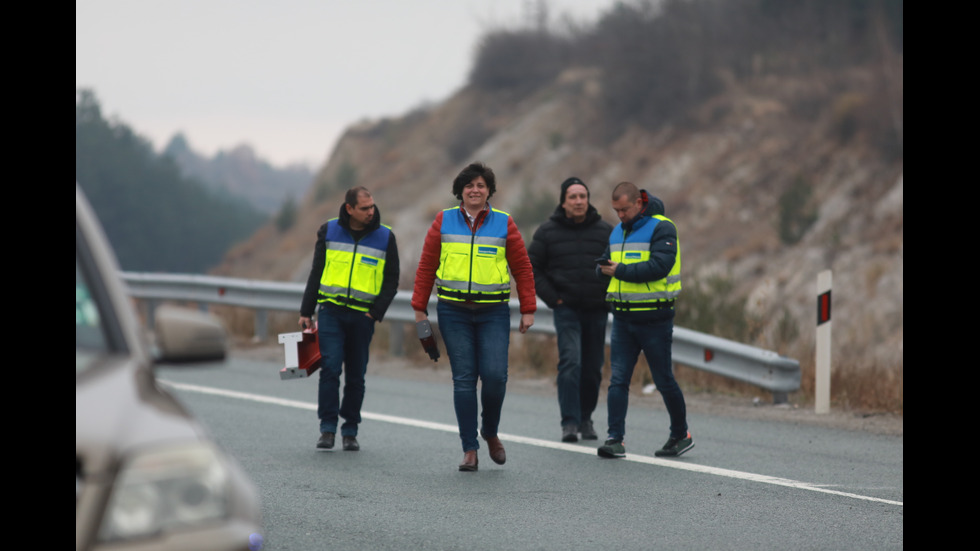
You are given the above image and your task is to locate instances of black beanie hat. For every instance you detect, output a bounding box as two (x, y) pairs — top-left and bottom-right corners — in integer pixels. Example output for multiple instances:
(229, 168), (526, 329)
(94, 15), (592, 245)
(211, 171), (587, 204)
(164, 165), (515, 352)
(560, 177), (588, 204)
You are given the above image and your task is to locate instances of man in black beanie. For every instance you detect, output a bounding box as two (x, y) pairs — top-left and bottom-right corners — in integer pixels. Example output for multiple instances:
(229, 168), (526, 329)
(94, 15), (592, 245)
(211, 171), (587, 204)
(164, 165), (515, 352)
(528, 177), (613, 442)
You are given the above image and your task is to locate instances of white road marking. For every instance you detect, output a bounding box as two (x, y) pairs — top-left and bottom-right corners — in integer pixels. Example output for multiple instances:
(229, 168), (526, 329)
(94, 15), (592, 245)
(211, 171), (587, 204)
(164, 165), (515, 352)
(164, 380), (903, 507)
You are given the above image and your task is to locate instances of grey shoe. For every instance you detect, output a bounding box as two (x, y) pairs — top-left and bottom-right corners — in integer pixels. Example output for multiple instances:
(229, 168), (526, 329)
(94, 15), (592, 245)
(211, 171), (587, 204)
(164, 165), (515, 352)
(342, 435), (360, 451)
(317, 432), (335, 450)
(654, 432), (694, 457)
(579, 420), (598, 440)
(597, 439), (626, 458)
(561, 425), (579, 443)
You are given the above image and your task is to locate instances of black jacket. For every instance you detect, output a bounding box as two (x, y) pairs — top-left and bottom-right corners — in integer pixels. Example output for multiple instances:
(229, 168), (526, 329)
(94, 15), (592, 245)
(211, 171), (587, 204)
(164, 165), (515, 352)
(528, 204), (613, 311)
(300, 203), (400, 321)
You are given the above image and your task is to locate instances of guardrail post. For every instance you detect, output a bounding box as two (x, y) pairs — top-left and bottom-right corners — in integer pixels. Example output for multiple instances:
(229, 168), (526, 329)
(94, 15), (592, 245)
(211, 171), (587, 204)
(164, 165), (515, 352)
(144, 299), (157, 330)
(254, 309), (268, 342)
(389, 321), (405, 356)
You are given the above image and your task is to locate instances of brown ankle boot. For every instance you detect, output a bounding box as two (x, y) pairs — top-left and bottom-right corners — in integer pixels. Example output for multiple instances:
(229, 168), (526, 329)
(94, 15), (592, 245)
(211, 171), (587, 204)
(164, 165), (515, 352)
(458, 450), (478, 471)
(482, 434), (506, 465)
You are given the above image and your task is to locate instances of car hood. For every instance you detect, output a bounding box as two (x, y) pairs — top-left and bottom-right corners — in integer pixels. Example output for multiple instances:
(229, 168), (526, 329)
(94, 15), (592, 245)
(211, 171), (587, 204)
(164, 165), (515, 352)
(76, 355), (205, 477)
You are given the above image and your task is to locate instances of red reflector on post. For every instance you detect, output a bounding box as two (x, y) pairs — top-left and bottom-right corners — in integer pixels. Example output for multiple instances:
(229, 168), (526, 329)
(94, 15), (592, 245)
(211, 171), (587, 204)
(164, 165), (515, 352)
(817, 291), (831, 325)
(704, 349), (714, 362)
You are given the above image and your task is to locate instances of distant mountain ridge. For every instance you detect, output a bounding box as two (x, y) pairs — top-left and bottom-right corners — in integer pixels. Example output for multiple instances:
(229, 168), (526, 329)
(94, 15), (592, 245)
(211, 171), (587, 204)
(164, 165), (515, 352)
(163, 133), (313, 215)
(75, 90), (269, 274)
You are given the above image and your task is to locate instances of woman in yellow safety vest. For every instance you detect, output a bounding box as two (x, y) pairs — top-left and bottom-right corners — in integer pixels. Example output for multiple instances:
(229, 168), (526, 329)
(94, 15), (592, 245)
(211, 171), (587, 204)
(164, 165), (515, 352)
(411, 162), (536, 472)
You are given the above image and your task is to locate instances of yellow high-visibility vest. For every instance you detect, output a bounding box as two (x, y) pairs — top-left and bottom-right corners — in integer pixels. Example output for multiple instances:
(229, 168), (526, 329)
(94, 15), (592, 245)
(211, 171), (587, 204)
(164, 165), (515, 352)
(436, 207), (511, 303)
(606, 214), (681, 312)
(318, 219), (391, 312)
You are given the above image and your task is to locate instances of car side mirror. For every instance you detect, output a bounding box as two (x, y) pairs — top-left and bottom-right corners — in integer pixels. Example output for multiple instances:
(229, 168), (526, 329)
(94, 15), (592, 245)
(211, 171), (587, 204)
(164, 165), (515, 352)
(153, 305), (228, 364)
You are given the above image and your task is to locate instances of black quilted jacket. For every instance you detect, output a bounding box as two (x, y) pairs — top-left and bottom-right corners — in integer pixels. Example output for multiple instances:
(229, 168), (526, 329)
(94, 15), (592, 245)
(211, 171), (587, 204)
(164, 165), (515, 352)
(527, 204), (613, 311)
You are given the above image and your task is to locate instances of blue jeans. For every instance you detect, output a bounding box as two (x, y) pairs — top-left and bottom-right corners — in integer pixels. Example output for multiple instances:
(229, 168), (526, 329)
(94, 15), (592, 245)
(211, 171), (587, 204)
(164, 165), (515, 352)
(437, 301), (511, 452)
(317, 306), (375, 437)
(553, 306), (608, 428)
(606, 315), (687, 441)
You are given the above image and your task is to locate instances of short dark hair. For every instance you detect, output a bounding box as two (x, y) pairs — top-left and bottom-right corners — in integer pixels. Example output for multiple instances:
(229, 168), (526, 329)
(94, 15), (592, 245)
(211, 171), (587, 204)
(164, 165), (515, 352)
(345, 186), (371, 207)
(612, 181), (639, 202)
(452, 162), (496, 200)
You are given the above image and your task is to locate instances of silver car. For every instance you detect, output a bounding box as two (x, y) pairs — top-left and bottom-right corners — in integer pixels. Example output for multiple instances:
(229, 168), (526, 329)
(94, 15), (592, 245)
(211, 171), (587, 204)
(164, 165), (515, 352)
(76, 184), (263, 550)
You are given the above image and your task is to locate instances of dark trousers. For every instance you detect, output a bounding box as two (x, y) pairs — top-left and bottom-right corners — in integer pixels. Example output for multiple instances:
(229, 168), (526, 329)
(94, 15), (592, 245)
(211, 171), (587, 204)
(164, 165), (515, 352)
(317, 306), (375, 437)
(553, 305), (608, 428)
(606, 315), (687, 441)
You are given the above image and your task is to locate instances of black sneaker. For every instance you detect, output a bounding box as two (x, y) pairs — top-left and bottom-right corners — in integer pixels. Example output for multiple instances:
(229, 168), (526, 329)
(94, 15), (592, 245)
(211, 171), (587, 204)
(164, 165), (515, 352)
(654, 432), (694, 457)
(561, 425), (579, 443)
(579, 420), (598, 440)
(317, 432), (335, 450)
(342, 435), (360, 451)
(597, 439), (626, 458)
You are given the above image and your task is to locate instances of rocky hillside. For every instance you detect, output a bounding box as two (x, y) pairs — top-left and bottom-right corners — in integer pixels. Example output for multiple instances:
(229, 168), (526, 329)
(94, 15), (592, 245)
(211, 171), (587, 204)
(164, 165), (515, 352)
(213, 64), (903, 373)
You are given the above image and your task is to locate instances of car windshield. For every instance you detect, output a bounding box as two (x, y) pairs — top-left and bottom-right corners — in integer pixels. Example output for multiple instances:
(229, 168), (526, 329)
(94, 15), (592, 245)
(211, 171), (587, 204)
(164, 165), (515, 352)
(76, 258), (108, 372)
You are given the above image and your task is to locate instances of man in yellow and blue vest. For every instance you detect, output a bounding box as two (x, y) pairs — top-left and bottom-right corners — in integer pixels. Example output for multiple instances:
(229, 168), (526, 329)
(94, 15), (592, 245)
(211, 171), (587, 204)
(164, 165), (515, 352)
(299, 187), (400, 452)
(596, 181), (693, 459)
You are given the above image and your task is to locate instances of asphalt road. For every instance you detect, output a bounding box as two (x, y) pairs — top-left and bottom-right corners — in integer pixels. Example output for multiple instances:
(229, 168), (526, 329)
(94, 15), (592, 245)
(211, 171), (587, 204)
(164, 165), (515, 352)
(157, 351), (903, 551)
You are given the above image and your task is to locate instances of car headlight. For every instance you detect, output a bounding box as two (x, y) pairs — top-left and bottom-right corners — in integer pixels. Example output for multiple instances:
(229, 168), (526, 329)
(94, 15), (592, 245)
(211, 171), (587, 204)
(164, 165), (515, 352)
(98, 442), (231, 542)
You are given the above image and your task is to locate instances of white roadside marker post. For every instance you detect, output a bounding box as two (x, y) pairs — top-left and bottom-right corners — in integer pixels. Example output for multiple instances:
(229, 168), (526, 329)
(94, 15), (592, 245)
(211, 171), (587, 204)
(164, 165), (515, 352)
(815, 270), (832, 414)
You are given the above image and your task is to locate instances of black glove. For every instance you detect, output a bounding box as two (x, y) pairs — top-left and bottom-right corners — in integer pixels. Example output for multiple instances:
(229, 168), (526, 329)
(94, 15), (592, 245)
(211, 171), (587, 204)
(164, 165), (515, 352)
(416, 320), (440, 362)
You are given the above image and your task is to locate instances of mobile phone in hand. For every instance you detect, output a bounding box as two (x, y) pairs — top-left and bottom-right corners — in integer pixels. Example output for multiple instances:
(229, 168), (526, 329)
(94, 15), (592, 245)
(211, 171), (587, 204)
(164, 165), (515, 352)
(595, 257), (611, 266)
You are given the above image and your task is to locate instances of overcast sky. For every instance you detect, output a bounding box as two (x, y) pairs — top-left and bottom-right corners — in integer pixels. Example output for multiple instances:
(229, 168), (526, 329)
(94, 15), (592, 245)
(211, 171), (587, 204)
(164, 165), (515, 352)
(76, 0), (614, 168)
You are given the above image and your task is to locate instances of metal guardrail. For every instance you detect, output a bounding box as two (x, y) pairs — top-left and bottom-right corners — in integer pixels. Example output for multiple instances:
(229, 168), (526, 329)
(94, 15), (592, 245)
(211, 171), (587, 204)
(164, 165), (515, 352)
(121, 271), (801, 402)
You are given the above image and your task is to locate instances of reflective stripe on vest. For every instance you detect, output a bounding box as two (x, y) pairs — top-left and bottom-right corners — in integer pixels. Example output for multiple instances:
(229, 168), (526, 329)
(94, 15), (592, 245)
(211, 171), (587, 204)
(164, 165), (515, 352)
(318, 219), (391, 312)
(606, 214), (681, 312)
(436, 207), (511, 303)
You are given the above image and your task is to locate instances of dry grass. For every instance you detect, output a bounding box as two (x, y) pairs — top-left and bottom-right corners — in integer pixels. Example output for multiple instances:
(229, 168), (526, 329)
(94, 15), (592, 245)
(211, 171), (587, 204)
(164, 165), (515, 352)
(210, 305), (299, 341)
(505, 328), (902, 416)
(794, 353), (904, 415)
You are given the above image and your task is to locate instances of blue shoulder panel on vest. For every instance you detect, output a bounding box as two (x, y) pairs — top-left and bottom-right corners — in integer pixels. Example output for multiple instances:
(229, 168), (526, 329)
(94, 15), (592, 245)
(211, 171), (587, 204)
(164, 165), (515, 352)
(611, 216), (657, 244)
(325, 220), (391, 248)
(441, 207), (508, 239)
